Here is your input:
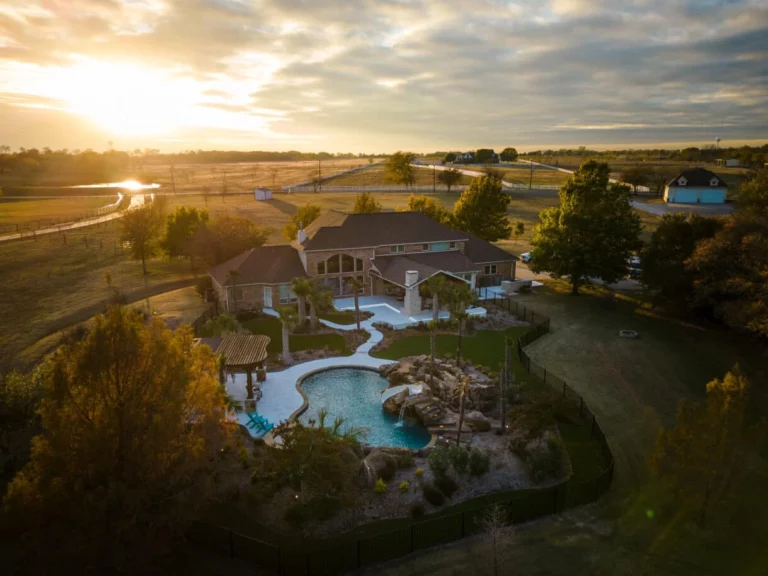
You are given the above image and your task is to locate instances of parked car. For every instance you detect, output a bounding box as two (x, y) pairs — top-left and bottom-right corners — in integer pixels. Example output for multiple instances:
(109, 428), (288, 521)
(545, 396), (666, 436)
(521, 252), (532, 263)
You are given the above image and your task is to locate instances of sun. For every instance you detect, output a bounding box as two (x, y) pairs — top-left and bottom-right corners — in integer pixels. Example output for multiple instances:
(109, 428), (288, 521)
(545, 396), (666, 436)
(52, 59), (199, 135)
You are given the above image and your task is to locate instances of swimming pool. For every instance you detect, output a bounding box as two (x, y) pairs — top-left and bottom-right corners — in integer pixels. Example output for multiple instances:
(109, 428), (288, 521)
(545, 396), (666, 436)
(298, 368), (431, 449)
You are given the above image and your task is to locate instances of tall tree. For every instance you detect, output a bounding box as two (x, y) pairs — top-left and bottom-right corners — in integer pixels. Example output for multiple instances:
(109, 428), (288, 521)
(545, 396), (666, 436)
(452, 174), (512, 241)
(437, 168), (463, 192)
(307, 281), (332, 330)
(424, 274), (448, 322)
(736, 168), (768, 213)
(162, 206), (209, 265)
(398, 194), (452, 225)
(513, 221), (525, 244)
(619, 165), (650, 194)
(119, 200), (165, 275)
(2, 307), (228, 572)
(443, 152), (456, 164)
(475, 149), (496, 164)
(385, 151), (416, 187)
(291, 277), (313, 324)
(456, 377), (470, 446)
(277, 305), (298, 365)
(649, 367), (752, 526)
(192, 216), (269, 266)
(349, 276), (365, 330)
(686, 212), (768, 337)
(641, 213), (723, 310)
(447, 283), (477, 365)
(530, 160), (642, 295)
(499, 148), (518, 162)
(353, 192), (382, 214)
(283, 203), (322, 241)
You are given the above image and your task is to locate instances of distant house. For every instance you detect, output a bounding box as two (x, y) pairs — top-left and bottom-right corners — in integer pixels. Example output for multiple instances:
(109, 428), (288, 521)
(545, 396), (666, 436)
(664, 168), (728, 204)
(253, 187), (272, 201)
(208, 211), (518, 315)
(454, 152), (475, 164)
(716, 159), (739, 168)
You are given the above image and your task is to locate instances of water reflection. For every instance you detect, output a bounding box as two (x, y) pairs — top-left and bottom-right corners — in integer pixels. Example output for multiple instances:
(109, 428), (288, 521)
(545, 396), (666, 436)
(70, 180), (160, 191)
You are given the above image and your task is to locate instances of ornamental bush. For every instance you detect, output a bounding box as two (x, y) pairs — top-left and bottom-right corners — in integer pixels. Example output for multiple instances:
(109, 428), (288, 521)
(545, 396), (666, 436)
(448, 445), (469, 474)
(374, 477), (387, 494)
(422, 482), (446, 506)
(469, 449), (490, 476)
(427, 446), (450, 477)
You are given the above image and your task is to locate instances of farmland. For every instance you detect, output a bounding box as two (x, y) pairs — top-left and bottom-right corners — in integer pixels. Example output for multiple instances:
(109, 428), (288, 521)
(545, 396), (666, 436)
(0, 196), (118, 232)
(321, 164), (473, 187)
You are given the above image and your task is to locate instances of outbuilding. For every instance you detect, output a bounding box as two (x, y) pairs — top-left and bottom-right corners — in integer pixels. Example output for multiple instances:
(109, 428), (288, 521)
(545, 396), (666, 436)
(253, 187), (272, 201)
(664, 168), (728, 204)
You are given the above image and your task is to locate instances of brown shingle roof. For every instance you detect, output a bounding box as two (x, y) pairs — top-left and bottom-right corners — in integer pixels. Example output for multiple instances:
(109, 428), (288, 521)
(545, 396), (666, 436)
(208, 245), (307, 286)
(462, 232), (519, 263)
(371, 251), (479, 287)
(302, 211), (468, 251)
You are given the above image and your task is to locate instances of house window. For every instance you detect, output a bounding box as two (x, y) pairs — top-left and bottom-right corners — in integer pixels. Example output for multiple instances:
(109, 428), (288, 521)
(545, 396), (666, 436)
(355, 258), (364, 271)
(390, 245), (404, 253)
(327, 255), (340, 274)
(341, 254), (355, 273)
(317, 261), (326, 275)
(678, 177), (687, 186)
(710, 178), (719, 186)
(484, 264), (497, 275)
(432, 241), (450, 252)
(278, 284), (297, 304)
(423, 243), (430, 251)
(232, 287), (243, 301)
(449, 241), (457, 249)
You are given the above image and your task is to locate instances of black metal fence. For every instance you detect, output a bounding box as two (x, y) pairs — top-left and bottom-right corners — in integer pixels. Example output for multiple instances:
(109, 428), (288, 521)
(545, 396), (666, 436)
(188, 289), (614, 575)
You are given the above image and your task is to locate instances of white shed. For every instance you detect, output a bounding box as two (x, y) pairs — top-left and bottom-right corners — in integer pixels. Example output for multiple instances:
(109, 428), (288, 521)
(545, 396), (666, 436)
(253, 187), (272, 201)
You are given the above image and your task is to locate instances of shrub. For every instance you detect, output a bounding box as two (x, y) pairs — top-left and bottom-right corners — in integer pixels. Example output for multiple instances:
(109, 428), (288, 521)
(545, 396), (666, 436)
(367, 451), (397, 481)
(411, 502), (425, 518)
(415, 467), (424, 478)
(530, 438), (566, 483)
(422, 482), (446, 506)
(448, 445), (469, 474)
(238, 447), (250, 469)
(195, 275), (213, 299)
(395, 451), (415, 469)
(285, 496), (342, 525)
(399, 480), (410, 493)
(433, 474), (458, 498)
(374, 477), (387, 494)
(291, 319), (311, 334)
(469, 449), (490, 476)
(427, 447), (450, 477)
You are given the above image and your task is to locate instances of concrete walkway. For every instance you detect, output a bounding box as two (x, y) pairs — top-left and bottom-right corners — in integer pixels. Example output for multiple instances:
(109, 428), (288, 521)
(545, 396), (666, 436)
(227, 297), (487, 431)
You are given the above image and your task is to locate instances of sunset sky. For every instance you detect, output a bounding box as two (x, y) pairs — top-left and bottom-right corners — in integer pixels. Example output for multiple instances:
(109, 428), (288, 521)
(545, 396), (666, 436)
(0, 0), (766, 152)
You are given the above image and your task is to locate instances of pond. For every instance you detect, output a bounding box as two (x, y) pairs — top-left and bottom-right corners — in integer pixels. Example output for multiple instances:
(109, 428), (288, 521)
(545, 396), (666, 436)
(299, 368), (430, 449)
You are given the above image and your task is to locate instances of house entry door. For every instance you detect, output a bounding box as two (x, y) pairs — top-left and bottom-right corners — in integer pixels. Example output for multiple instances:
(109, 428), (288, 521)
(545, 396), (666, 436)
(264, 286), (273, 308)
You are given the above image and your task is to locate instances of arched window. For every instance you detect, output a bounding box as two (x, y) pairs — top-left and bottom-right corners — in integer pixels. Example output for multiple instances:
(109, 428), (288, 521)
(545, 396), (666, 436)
(326, 254), (340, 274)
(341, 254), (355, 273)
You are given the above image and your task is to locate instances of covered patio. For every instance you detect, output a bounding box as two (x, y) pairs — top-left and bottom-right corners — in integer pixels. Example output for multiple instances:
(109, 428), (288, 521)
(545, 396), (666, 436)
(213, 334), (270, 410)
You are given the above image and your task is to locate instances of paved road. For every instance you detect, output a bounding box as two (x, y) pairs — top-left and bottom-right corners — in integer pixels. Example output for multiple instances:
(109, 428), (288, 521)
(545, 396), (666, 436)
(631, 200), (734, 217)
(0, 194), (144, 242)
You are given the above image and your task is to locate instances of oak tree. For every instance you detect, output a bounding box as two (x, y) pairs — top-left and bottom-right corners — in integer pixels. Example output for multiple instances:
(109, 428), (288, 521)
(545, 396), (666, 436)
(353, 192), (382, 214)
(452, 174), (511, 242)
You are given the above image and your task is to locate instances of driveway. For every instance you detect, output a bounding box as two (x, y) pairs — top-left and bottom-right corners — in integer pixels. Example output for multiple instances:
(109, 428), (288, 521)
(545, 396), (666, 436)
(631, 200), (734, 217)
(516, 263), (643, 292)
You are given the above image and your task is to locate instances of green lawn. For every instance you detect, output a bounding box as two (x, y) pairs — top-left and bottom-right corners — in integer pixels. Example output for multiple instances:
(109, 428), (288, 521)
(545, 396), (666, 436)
(241, 317), (350, 355)
(318, 310), (358, 325)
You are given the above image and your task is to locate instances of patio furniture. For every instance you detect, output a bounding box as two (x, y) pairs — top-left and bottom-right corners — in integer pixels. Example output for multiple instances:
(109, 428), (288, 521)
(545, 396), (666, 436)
(246, 411), (274, 437)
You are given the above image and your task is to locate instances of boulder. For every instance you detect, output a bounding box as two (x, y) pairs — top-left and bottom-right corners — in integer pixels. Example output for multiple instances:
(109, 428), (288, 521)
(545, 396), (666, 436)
(359, 450), (398, 486)
(382, 388), (409, 415)
(463, 410), (491, 432)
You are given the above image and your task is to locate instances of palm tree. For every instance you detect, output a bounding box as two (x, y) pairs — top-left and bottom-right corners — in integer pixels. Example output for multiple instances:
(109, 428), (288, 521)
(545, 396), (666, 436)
(447, 283), (477, 366)
(291, 277), (312, 325)
(316, 407), (368, 443)
(277, 305), (298, 365)
(349, 276), (366, 330)
(227, 269), (240, 313)
(424, 275), (447, 323)
(307, 281), (332, 331)
(427, 319), (438, 386)
(456, 376), (469, 446)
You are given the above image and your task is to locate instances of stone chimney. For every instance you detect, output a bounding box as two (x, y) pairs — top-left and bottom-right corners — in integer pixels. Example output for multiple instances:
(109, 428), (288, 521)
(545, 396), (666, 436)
(403, 270), (421, 316)
(405, 270), (419, 287)
(297, 221), (307, 244)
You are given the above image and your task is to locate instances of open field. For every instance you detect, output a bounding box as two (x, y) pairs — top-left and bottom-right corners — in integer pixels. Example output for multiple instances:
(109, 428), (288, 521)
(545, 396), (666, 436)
(457, 165), (571, 187)
(0, 196), (118, 232)
(1, 159), (371, 197)
(322, 165), (474, 187)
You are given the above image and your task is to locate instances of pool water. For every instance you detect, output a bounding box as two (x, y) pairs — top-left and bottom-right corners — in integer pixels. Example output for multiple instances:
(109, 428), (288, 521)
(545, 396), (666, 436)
(299, 368), (431, 449)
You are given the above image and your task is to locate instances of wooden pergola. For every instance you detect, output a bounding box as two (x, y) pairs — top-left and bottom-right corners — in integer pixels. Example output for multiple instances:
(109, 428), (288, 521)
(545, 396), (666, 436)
(216, 334), (271, 400)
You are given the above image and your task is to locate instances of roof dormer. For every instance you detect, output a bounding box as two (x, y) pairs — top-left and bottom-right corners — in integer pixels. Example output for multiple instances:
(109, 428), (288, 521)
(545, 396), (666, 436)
(677, 177), (687, 186)
(709, 178), (719, 186)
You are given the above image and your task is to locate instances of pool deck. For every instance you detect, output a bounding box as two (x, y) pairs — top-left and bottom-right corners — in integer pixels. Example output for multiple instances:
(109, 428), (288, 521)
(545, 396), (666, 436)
(226, 295), (487, 434)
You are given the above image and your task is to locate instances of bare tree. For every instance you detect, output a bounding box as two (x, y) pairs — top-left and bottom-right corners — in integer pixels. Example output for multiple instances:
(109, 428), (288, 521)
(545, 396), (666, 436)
(269, 166), (279, 190)
(477, 504), (515, 576)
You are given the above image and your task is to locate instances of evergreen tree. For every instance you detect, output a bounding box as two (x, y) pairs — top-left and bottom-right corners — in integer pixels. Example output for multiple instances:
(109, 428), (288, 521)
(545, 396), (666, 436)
(452, 174), (511, 242)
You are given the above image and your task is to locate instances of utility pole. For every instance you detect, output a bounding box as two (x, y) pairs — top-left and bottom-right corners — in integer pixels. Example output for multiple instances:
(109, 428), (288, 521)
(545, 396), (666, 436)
(318, 158), (322, 192)
(528, 162), (534, 190)
(433, 164), (436, 193)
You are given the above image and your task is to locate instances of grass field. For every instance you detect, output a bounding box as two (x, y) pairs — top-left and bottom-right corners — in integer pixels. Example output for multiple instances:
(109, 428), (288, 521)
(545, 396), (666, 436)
(321, 165), (474, 187)
(240, 317), (350, 355)
(0, 196), (117, 231)
(478, 166), (571, 187)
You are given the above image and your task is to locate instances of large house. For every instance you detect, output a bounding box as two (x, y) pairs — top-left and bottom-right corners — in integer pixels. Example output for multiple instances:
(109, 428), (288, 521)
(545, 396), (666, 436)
(208, 211), (518, 315)
(664, 168), (728, 204)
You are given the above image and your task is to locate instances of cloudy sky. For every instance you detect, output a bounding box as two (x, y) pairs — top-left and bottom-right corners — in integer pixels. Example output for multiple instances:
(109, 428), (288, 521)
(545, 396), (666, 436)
(0, 0), (766, 152)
